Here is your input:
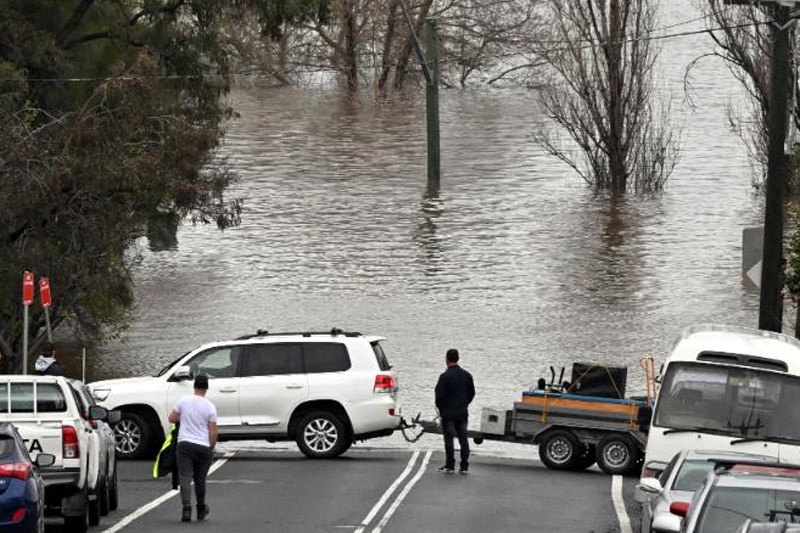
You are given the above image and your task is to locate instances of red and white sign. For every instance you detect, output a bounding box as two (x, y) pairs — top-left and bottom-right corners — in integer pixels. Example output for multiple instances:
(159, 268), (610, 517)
(39, 278), (52, 308)
(22, 272), (34, 305)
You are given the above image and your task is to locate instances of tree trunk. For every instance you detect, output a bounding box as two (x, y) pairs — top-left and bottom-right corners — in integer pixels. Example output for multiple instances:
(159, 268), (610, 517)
(341, 0), (359, 90)
(378, 0), (400, 91)
(393, 0), (434, 90)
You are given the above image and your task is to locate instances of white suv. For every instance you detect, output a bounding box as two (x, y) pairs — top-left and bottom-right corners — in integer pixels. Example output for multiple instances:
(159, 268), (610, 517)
(89, 329), (400, 459)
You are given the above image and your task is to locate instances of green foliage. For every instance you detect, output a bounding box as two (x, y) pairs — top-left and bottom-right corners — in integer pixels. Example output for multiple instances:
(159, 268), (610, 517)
(0, 0), (330, 372)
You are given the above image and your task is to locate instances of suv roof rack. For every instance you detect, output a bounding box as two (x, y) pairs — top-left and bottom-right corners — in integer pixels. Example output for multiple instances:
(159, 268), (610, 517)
(235, 327), (362, 340)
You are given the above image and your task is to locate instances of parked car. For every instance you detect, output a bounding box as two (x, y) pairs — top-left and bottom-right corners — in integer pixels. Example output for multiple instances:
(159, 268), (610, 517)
(0, 375), (111, 532)
(656, 459), (800, 532)
(0, 422), (54, 533)
(90, 329), (401, 460)
(72, 383), (119, 515)
(637, 450), (774, 533)
(737, 520), (800, 532)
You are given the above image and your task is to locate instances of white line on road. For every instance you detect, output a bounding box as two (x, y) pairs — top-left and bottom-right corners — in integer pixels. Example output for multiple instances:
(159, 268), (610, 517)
(611, 475), (632, 533)
(103, 452), (234, 533)
(353, 451), (420, 533)
(372, 450), (432, 533)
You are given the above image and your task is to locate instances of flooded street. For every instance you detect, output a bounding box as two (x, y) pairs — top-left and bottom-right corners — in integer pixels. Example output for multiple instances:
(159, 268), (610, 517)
(90, 0), (764, 438)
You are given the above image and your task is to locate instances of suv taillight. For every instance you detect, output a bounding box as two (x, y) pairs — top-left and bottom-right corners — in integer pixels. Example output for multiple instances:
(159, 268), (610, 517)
(63, 425), (79, 459)
(0, 462), (30, 481)
(374, 374), (396, 393)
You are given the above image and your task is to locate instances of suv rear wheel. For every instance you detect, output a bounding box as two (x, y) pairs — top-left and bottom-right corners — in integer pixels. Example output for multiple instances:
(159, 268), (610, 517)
(114, 411), (155, 460)
(295, 411), (350, 459)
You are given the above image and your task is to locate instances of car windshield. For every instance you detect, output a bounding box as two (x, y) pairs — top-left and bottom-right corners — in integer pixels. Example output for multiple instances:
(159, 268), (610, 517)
(673, 460), (714, 491)
(697, 486), (800, 531)
(155, 351), (191, 377)
(654, 362), (800, 441)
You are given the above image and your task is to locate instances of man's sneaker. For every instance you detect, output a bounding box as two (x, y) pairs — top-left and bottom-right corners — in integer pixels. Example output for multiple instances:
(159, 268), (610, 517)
(181, 506), (192, 522)
(197, 504), (210, 521)
(437, 465), (455, 474)
(459, 467), (469, 475)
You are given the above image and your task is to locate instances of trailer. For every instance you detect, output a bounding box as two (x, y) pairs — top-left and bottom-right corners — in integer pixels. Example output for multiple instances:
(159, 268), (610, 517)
(407, 359), (656, 476)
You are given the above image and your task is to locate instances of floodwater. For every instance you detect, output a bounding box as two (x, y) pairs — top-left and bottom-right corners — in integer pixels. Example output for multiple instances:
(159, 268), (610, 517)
(87, 0), (769, 445)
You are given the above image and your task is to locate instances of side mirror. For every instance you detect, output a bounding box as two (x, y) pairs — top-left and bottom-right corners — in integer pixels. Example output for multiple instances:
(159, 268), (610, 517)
(88, 405), (108, 422)
(107, 409), (121, 425)
(34, 453), (55, 468)
(651, 512), (682, 533)
(171, 366), (192, 381)
(637, 477), (664, 495)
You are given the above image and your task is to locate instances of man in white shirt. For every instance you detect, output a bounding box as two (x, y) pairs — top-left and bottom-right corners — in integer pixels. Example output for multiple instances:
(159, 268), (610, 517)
(168, 374), (218, 522)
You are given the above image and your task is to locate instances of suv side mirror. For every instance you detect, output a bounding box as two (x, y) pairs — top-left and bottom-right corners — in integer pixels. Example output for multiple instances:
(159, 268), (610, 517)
(107, 409), (121, 425)
(35, 453), (55, 468)
(171, 366), (192, 381)
(88, 406), (108, 422)
(637, 477), (664, 495)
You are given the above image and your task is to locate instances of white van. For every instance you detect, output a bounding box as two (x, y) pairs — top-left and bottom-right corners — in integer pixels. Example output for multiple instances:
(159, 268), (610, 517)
(641, 324), (800, 479)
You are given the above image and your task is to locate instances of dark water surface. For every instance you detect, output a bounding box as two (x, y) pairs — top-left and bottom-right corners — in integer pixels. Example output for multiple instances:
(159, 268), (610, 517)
(87, 1), (766, 444)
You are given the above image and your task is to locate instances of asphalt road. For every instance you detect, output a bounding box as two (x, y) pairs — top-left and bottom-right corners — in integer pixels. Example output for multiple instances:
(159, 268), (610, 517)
(45, 447), (643, 533)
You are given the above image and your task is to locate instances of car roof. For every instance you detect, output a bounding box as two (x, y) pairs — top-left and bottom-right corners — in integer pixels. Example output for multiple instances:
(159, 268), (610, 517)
(0, 375), (64, 383)
(715, 474), (800, 491)
(0, 422), (18, 436)
(683, 450), (775, 462)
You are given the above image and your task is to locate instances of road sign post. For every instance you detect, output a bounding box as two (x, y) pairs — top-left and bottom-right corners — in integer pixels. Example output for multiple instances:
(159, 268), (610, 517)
(22, 272), (34, 375)
(39, 278), (52, 342)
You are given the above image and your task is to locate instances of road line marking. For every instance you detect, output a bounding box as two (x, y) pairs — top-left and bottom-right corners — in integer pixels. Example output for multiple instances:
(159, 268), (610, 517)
(353, 451), (420, 533)
(103, 452), (234, 533)
(372, 450), (432, 533)
(611, 475), (632, 533)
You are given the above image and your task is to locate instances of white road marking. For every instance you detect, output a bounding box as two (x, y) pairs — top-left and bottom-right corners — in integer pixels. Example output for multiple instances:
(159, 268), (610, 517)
(103, 452), (234, 533)
(611, 475), (633, 533)
(372, 450), (432, 533)
(353, 451), (420, 533)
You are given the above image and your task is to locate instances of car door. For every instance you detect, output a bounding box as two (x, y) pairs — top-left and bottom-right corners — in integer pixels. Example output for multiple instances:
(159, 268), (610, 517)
(166, 345), (243, 430)
(238, 343), (308, 434)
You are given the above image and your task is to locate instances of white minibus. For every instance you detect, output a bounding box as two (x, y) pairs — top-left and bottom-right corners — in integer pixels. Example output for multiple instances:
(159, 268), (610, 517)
(641, 324), (800, 479)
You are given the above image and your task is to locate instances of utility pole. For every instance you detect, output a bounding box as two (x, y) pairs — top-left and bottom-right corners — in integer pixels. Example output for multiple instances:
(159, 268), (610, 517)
(425, 19), (441, 191)
(397, 0), (441, 190)
(760, 4), (793, 332)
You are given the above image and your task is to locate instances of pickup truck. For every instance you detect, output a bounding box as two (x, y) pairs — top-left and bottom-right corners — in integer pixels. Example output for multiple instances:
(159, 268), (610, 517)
(0, 375), (117, 532)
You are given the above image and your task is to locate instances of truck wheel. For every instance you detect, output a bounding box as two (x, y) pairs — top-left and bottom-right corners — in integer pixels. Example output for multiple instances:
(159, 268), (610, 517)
(88, 492), (101, 526)
(109, 469), (119, 511)
(64, 498), (89, 533)
(295, 411), (350, 459)
(114, 411), (154, 460)
(596, 434), (640, 475)
(99, 479), (110, 516)
(538, 429), (581, 470)
(570, 444), (596, 471)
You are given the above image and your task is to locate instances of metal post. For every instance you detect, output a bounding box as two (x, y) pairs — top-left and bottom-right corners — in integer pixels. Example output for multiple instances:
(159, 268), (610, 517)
(44, 308), (52, 342)
(22, 305), (28, 375)
(425, 19), (441, 190)
(759, 6), (793, 332)
(82, 348), (86, 383)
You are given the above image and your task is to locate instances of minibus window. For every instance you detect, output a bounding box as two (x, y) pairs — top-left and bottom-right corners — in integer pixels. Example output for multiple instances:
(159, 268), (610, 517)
(654, 362), (800, 441)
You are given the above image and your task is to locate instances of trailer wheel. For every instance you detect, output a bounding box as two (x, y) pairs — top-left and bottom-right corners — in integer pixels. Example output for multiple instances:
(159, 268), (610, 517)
(570, 444), (596, 471)
(538, 429), (580, 470)
(596, 434), (640, 475)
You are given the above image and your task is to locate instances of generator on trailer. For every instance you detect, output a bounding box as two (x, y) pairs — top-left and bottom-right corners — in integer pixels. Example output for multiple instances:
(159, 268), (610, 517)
(407, 358), (656, 476)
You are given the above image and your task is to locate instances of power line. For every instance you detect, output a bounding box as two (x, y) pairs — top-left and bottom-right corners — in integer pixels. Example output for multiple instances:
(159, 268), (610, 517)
(0, 16), (781, 83)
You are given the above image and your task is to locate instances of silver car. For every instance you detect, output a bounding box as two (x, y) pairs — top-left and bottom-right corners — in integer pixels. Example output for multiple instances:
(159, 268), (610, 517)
(655, 459), (800, 532)
(637, 450), (773, 533)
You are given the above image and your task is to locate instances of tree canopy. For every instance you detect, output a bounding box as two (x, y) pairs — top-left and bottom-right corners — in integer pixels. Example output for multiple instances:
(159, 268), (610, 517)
(0, 0), (328, 373)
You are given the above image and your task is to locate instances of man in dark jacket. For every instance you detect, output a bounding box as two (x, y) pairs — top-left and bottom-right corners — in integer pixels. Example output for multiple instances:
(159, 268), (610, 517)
(435, 348), (475, 474)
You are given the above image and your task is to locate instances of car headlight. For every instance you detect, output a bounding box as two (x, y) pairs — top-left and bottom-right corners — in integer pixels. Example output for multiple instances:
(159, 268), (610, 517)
(92, 389), (111, 401)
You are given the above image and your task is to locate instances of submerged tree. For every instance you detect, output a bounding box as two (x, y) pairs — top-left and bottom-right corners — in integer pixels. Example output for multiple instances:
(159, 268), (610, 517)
(536, 0), (677, 192)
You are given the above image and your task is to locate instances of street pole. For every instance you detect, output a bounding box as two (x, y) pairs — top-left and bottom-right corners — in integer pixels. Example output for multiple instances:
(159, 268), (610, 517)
(759, 5), (793, 332)
(425, 19), (441, 191)
(22, 305), (28, 375)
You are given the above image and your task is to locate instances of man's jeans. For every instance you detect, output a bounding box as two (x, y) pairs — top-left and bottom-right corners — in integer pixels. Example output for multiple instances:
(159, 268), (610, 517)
(442, 418), (469, 470)
(177, 441), (213, 508)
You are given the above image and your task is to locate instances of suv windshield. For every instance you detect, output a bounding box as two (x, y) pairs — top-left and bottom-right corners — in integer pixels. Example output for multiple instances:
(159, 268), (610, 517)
(698, 486), (800, 531)
(655, 362), (800, 441)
